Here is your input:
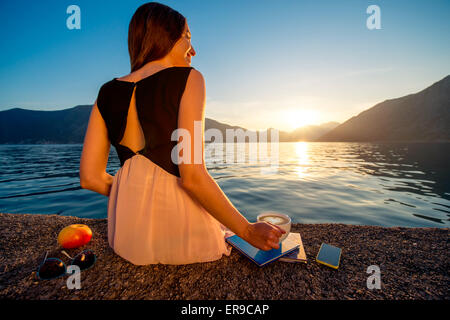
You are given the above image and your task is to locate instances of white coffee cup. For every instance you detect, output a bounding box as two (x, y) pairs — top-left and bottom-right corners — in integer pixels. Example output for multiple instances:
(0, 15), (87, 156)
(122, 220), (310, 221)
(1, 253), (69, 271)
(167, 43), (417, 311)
(256, 212), (291, 243)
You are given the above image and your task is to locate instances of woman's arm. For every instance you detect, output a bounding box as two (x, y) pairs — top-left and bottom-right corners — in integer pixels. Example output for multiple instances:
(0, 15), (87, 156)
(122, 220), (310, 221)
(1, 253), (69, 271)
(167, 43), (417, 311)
(81, 171), (114, 197)
(177, 69), (285, 250)
(79, 101), (112, 197)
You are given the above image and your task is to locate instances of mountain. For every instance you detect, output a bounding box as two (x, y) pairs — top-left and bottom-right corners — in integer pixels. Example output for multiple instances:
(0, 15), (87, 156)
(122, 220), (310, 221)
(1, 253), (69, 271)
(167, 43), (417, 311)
(316, 75), (450, 142)
(2, 75), (447, 144)
(204, 118), (249, 137)
(279, 122), (340, 142)
(1, 105), (333, 144)
(0, 105), (92, 144)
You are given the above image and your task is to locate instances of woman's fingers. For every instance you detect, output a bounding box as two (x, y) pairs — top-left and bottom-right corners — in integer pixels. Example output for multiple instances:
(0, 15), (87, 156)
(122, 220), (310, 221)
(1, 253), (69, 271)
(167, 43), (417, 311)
(267, 237), (279, 248)
(265, 243), (278, 250)
(259, 238), (279, 251)
(271, 227), (284, 238)
(277, 226), (286, 233)
(251, 221), (286, 250)
(271, 241), (280, 249)
(263, 221), (285, 236)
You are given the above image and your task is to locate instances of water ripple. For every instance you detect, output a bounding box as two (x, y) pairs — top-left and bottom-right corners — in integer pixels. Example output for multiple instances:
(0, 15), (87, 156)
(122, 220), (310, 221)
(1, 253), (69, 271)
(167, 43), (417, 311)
(0, 142), (449, 227)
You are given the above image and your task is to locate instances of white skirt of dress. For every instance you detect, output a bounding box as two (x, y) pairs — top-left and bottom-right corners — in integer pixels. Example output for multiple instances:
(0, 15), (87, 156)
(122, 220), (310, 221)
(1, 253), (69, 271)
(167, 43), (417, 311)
(107, 154), (233, 265)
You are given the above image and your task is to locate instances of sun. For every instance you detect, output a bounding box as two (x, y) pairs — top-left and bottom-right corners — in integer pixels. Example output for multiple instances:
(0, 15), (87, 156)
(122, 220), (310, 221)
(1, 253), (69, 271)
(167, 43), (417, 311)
(283, 109), (319, 130)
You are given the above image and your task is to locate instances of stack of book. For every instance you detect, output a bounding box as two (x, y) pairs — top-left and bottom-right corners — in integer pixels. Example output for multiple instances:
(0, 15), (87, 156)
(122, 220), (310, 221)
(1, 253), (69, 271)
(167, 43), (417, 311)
(225, 231), (307, 267)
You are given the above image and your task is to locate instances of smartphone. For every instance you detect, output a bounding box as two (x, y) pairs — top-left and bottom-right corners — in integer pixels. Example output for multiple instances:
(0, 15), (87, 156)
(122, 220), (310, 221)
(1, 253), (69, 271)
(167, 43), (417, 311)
(316, 243), (342, 269)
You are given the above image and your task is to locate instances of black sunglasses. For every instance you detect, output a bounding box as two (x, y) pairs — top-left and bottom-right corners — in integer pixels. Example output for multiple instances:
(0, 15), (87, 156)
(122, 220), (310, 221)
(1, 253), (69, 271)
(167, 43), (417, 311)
(36, 249), (96, 280)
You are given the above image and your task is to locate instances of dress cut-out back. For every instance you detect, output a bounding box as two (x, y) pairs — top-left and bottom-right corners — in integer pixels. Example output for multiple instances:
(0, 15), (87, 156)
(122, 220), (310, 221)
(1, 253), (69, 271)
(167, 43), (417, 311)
(117, 85), (145, 154)
(96, 66), (233, 265)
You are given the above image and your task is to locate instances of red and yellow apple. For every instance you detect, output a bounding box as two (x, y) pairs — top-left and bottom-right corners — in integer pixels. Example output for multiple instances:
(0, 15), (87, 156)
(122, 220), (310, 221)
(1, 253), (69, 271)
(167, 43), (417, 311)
(57, 224), (92, 249)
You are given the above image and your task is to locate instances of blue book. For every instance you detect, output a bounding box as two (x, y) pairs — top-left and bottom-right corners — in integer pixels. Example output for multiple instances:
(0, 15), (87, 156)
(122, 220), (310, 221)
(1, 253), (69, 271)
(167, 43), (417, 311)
(225, 234), (300, 267)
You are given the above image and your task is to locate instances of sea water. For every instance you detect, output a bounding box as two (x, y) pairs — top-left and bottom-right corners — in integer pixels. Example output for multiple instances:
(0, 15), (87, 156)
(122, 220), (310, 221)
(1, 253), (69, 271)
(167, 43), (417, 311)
(0, 142), (448, 228)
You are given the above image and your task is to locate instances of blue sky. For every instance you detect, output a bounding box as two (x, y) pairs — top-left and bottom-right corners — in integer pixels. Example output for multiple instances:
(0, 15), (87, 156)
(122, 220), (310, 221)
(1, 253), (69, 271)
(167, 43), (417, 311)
(0, 0), (449, 131)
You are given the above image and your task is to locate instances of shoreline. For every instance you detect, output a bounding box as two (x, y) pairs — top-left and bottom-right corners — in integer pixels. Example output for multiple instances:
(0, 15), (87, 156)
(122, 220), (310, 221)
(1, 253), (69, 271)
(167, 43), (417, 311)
(0, 212), (448, 300)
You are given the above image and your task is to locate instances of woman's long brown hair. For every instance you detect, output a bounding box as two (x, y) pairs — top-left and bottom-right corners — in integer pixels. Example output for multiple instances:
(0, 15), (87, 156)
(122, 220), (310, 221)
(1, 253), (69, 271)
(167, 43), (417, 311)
(128, 2), (186, 72)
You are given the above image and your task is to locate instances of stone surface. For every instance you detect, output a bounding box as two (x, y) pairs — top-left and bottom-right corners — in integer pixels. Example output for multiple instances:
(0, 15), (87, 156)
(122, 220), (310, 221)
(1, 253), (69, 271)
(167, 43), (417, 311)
(0, 212), (448, 300)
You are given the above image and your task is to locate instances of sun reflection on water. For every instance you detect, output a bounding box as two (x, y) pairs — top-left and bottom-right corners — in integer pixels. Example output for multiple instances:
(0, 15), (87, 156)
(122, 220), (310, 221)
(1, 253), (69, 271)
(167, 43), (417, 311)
(295, 142), (310, 179)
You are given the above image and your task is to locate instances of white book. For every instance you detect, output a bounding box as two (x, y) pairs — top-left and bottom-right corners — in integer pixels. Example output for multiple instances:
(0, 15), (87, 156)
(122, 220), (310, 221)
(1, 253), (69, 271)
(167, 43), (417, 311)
(279, 232), (307, 263)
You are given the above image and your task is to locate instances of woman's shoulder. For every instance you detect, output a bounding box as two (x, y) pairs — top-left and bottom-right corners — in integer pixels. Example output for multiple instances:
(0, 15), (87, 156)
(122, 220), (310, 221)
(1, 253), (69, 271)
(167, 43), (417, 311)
(188, 67), (202, 78)
(186, 68), (204, 86)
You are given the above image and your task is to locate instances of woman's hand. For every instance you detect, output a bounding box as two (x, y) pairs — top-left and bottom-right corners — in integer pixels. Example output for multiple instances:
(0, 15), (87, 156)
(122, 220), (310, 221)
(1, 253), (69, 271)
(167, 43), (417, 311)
(241, 222), (286, 251)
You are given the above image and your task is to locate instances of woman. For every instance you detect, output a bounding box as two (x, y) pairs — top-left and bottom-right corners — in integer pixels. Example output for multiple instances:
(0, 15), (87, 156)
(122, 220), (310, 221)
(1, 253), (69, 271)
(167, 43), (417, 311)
(79, 2), (285, 265)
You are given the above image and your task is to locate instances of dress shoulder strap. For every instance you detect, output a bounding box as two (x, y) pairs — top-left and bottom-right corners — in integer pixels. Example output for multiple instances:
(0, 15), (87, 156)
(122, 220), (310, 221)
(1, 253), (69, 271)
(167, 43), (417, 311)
(96, 79), (135, 143)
